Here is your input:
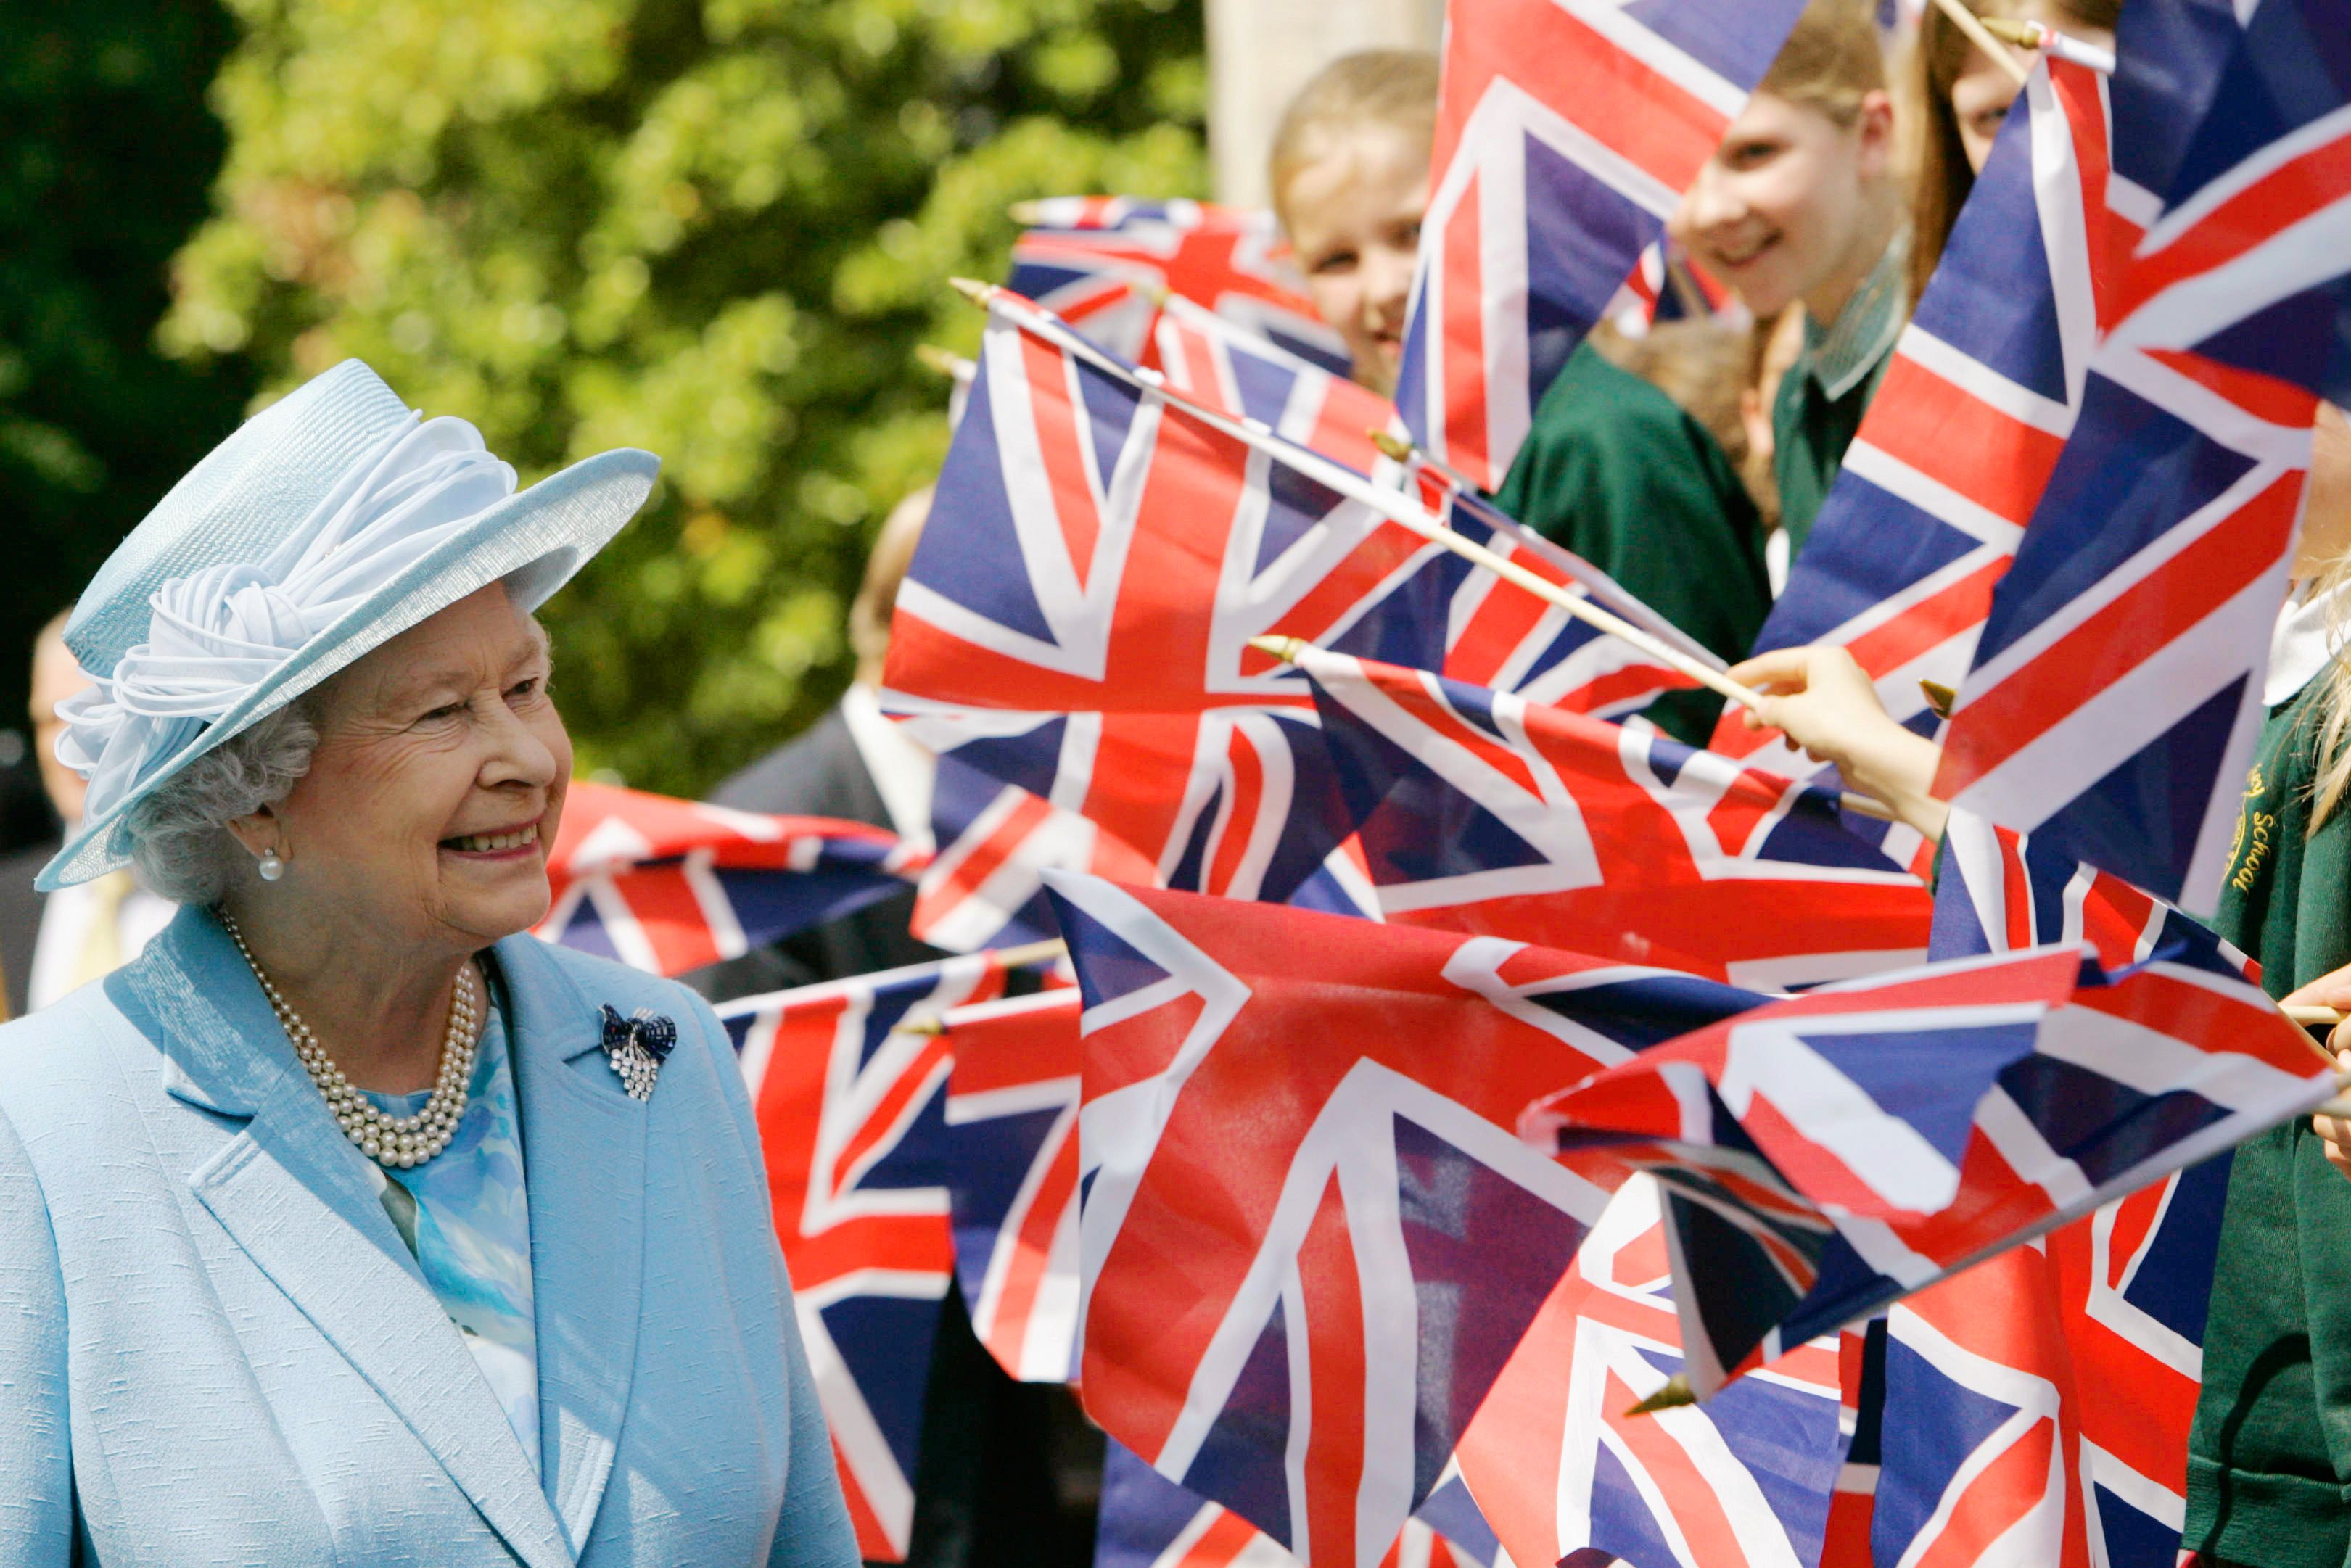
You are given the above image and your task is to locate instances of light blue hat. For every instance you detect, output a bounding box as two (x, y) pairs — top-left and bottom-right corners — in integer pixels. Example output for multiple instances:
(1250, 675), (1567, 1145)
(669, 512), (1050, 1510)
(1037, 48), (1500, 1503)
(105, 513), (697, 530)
(39, 359), (659, 891)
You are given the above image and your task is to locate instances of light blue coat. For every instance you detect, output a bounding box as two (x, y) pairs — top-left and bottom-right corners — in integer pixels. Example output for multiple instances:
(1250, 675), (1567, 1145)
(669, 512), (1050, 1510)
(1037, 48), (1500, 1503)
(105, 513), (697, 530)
(0, 905), (858, 1567)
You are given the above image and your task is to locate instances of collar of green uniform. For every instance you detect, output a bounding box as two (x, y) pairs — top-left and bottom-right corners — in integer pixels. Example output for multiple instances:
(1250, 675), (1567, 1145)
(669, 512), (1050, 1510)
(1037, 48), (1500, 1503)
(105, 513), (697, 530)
(1803, 230), (1909, 402)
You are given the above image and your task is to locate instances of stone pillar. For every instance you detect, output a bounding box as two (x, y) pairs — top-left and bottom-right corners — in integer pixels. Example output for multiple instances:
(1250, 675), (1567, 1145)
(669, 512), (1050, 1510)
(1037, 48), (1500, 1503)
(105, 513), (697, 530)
(1205, 0), (1446, 210)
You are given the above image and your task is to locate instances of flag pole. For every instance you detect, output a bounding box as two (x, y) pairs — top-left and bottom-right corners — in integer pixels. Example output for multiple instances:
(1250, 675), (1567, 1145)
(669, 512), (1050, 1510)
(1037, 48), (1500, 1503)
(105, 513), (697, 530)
(947, 278), (1773, 720)
(1247, 635), (1900, 823)
(1978, 15), (2117, 73)
(1930, 0), (2032, 87)
(892, 938), (1071, 1036)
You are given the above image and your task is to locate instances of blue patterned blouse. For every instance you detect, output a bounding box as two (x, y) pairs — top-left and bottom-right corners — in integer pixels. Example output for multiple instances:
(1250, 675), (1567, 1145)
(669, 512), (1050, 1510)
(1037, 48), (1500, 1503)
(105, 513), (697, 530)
(359, 981), (541, 1476)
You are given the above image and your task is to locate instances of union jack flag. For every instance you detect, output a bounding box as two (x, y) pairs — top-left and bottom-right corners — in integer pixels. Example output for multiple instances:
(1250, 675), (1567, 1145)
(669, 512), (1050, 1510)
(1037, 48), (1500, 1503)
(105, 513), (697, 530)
(882, 289), (1448, 914)
(1882, 809), (2244, 1568)
(1932, 0), (2351, 907)
(1716, 56), (2117, 772)
(1862, 1163), (2231, 1568)
(1050, 872), (1768, 1567)
(1095, 1440), (1502, 1568)
(720, 953), (1011, 1560)
(1008, 197), (1351, 374)
(1523, 941), (2331, 1401)
(1293, 643), (1933, 990)
(532, 780), (918, 977)
(1393, 0), (1807, 490)
(1142, 292), (1395, 476)
(1454, 1177), (1844, 1568)
(939, 987), (1084, 1382)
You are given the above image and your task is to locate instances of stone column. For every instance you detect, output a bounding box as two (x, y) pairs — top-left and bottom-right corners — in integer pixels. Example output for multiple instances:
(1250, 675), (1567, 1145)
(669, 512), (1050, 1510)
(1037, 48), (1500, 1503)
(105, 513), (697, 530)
(1205, 0), (1446, 209)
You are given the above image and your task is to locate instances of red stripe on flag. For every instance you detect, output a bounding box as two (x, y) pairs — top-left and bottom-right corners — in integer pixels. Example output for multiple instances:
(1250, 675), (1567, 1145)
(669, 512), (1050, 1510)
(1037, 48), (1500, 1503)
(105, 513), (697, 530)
(1939, 466), (2307, 789)
(1300, 1171), (1372, 1568)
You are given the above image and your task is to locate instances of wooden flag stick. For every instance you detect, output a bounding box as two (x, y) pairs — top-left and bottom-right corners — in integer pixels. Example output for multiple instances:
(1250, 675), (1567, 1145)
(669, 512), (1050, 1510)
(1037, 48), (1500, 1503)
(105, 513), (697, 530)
(1248, 635), (1898, 823)
(1008, 199), (1049, 226)
(1930, 0), (2033, 86)
(892, 938), (1071, 1035)
(1978, 15), (2117, 73)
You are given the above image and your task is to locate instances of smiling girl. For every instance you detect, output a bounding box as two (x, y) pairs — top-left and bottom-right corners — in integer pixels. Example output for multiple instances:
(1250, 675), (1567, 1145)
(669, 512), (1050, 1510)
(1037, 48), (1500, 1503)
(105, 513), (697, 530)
(1671, 0), (1905, 565)
(1272, 51), (1772, 743)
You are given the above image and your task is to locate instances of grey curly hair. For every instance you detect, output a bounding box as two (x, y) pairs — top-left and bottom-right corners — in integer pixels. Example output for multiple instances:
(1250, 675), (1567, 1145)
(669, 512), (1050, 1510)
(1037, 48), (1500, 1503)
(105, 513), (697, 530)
(124, 698), (322, 906)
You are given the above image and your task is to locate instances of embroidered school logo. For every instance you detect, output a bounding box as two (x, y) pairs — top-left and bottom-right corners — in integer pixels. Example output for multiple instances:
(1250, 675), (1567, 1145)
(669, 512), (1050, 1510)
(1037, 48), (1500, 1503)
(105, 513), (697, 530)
(2228, 764), (2274, 894)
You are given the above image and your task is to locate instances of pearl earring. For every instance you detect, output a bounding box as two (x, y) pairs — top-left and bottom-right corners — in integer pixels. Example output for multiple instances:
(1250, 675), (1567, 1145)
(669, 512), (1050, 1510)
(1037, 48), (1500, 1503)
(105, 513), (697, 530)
(258, 849), (284, 883)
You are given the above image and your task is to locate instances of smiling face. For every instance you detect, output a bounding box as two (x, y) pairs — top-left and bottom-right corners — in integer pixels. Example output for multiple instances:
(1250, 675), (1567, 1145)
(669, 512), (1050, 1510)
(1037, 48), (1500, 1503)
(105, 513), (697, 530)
(258, 583), (569, 959)
(1280, 123), (1430, 397)
(1670, 89), (1894, 323)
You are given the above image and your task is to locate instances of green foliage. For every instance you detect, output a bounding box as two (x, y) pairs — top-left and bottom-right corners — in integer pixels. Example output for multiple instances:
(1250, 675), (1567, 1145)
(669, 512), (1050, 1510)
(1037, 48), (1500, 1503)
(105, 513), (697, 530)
(166, 0), (1209, 794)
(0, 0), (253, 824)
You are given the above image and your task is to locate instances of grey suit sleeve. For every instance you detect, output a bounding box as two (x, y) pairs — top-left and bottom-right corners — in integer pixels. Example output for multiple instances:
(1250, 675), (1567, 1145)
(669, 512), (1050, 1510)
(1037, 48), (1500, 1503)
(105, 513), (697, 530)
(0, 1102), (73, 1565)
(680, 994), (859, 1566)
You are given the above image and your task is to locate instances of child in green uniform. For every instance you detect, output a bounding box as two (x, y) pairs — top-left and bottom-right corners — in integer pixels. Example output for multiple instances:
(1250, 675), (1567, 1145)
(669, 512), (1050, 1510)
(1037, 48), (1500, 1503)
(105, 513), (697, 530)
(1272, 51), (1769, 743)
(2186, 403), (2351, 1568)
(1671, 0), (1909, 563)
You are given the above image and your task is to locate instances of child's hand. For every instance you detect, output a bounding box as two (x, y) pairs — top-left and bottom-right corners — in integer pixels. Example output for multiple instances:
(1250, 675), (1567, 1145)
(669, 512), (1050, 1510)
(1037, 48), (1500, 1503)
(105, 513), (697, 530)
(1726, 645), (1950, 841)
(2288, 965), (2351, 1181)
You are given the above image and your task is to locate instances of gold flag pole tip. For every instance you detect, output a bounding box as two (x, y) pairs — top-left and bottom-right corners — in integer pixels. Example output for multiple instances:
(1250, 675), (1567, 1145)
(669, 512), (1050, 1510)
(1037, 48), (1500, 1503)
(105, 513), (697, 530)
(1623, 1374), (1697, 1416)
(1248, 635), (1309, 664)
(1368, 429), (1417, 463)
(949, 276), (994, 307)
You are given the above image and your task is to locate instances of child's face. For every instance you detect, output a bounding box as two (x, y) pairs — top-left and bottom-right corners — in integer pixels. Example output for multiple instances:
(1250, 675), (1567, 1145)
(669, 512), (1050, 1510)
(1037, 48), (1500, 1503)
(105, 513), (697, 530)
(1281, 124), (1428, 396)
(1951, 7), (2115, 173)
(1670, 91), (1892, 322)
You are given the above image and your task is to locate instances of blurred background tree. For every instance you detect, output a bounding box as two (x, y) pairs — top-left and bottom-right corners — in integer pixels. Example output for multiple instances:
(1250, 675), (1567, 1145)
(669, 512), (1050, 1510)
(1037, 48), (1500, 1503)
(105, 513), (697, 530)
(0, 0), (254, 843)
(160, 0), (1209, 796)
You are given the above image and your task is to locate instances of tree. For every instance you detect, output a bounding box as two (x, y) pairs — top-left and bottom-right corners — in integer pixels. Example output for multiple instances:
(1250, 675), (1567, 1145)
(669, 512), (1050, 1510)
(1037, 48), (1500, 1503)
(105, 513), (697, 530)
(164, 0), (1209, 796)
(0, 0), (253, 840)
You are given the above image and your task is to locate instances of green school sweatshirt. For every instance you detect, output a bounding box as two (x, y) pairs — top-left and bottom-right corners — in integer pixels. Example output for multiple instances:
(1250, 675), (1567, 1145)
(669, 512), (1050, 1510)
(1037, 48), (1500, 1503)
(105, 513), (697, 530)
(1491, 341), (1771, 745)
(2184, 678), (2351, 1568)
(1771, 238), (1907, 563)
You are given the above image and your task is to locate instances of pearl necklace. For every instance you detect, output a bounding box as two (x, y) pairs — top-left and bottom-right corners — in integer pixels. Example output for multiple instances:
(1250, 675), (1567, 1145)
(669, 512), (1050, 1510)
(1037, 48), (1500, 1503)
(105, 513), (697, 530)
(220, 910), (482, 1171)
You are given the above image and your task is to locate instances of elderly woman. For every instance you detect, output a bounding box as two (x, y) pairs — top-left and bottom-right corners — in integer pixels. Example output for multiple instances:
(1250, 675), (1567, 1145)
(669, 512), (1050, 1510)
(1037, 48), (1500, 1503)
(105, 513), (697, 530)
(0, 361), (856, 1566)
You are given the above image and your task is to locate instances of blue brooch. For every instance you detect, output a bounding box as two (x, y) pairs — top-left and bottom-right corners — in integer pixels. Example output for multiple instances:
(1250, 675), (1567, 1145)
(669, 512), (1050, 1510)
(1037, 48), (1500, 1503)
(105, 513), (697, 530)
(600, 1006), (678, 1101)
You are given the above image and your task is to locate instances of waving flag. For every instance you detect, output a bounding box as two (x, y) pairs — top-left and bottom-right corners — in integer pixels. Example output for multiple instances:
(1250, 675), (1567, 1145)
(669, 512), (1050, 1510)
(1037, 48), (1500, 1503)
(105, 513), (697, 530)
(1393, 0), (1808, 490)
(1606, 238), (1737, 337)
(1932, 0), (2351, 907)
(533, 780), (918, 976)
(1524, 942), (2331, 1401)
(939, 988), (1084, 1383)
(882, 289), (1457, 912)
(1454, 1178), (1844, 1568)
(1882, 810), (2243, 1568)
(1008, 197), (1350, 374)
(720, 954), (1011, 1559)
(1143, 292), (1394, 475)
(1718, 57), (2117, 770)
(1295, 644), (1932, 989)
(1050, 873), (1768, 1567)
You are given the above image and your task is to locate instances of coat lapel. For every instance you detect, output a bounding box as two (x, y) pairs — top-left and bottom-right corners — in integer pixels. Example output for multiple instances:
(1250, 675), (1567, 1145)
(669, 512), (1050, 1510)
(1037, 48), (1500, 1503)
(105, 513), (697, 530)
(495, 933), (649, 1558)
(139, 908), (574, 1568)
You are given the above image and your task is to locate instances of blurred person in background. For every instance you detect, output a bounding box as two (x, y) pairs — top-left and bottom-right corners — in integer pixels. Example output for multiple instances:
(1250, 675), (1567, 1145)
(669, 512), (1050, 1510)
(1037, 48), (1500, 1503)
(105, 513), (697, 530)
(0, 610), (173, 1020)
(1273, 50), (1771, 743)
(698, 485), (1099, 1568)
(1672, 0), (1909, 566)
(1904, 0), (2120, 303)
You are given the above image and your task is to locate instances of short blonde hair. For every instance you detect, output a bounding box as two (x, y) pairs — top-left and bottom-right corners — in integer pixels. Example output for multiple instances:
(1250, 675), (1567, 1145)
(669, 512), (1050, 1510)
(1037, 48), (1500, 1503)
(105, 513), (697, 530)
(1757, 0), (1890, 128)
(1268, 51), (1441, 230)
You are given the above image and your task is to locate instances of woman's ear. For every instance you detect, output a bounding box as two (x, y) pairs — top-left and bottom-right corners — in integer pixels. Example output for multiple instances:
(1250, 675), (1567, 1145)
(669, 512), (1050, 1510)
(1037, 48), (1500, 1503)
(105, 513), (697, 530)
(223, 804), (281, 860)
